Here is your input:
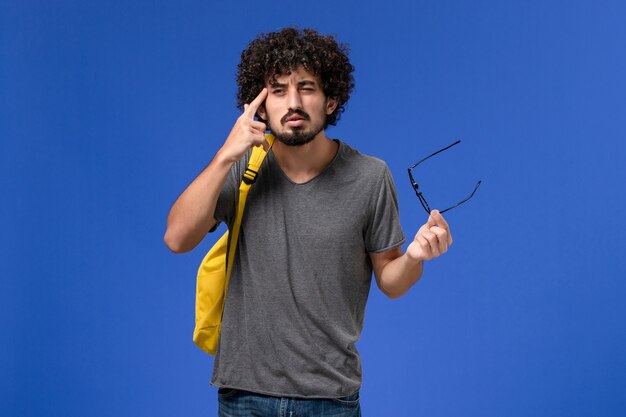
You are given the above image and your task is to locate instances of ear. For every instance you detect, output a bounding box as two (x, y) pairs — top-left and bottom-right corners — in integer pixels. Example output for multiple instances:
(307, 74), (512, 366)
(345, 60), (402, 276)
(326, 98), (338, 115)
(257, 104), (267, 121)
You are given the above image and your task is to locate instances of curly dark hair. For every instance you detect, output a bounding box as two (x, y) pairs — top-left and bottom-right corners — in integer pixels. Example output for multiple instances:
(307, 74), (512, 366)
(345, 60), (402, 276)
(236, 27), (355, 127)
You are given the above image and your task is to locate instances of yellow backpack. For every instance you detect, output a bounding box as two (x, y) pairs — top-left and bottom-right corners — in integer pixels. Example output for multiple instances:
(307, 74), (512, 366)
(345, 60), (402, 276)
(193, 134), (274, 355)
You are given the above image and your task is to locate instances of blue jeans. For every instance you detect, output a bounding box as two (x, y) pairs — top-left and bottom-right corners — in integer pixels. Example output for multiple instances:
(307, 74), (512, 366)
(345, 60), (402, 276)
(217, 388), (361, 417)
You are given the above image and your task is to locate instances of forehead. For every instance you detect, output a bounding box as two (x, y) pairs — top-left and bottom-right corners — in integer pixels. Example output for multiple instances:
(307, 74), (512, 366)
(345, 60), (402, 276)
(267, 66), (321, 85)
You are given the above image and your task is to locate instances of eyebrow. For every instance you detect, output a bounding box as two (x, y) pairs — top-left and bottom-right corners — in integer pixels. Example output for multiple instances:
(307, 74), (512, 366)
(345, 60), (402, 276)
(269, 80), (318, 88)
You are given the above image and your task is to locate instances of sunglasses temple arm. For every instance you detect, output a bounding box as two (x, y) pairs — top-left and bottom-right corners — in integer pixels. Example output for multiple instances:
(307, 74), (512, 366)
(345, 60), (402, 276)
(439, 180), (482, 214)
(409, 140), (462, 170)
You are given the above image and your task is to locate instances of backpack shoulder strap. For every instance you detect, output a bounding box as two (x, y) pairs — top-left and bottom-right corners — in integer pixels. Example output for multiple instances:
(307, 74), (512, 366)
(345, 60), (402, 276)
(225, 133), (275, 280)
(242, 134), (275, 185)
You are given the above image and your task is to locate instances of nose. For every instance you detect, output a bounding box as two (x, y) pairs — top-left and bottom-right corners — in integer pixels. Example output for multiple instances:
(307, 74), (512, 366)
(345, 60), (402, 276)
(286, 86), (303, 110)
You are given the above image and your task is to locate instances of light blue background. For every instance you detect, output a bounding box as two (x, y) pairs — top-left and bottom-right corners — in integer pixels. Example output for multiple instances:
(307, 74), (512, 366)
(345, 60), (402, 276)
(2, 1), (625, 416)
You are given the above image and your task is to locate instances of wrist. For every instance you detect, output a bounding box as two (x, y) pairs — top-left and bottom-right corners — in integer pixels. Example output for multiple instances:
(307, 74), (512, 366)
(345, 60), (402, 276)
(214, 147), (239, 166)
(404, 252), (425, 266)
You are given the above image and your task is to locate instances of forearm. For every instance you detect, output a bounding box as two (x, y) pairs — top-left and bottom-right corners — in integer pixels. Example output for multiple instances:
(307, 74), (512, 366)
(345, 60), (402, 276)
(164, 149), (234, 253)
(164, 88), (269, 253)
(376, 210), (453, 298)
(378, 253), (424, 299)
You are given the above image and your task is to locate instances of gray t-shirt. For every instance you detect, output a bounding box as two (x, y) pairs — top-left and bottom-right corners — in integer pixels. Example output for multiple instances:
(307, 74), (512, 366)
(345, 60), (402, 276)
(211, 140), (405, 398)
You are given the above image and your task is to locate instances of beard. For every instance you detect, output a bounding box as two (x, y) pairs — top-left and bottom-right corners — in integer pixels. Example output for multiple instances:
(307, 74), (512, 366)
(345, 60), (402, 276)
(267, 109), (326, 147)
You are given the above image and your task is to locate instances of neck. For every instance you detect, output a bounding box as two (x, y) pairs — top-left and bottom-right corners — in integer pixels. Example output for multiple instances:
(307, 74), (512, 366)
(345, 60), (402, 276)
(272, 131), (339, 184)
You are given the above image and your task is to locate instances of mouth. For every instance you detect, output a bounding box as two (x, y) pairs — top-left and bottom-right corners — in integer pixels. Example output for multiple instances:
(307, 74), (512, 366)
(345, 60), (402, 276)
(285, 117), (306, 127)
(281, 111), (309, 127)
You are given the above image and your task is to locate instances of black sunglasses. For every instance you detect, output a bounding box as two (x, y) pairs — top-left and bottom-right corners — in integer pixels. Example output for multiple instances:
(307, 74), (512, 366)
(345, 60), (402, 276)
(408, 140), (482, 214)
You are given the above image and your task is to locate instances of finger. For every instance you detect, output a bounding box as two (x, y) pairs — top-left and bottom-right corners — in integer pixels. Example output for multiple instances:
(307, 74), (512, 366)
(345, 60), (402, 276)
(422, 229), (440, 257)
(251, 136), (269, 152)
(427, 210), (438, 227)
(430, 226), (448, 254)
(432, 210), (450, 230)
(250, 132), (268, 147)
(250, 120), (267, 133)
(415, 223), (429, 237)
(246, 88), (268, 117)
(431, 210), (452, 245)
(416, 235), (431, 260)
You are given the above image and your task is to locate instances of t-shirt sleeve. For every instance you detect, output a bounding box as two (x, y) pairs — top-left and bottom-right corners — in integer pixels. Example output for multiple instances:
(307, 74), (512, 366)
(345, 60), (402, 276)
(364, 165), (406, 253)
(211, 153), (248, 232)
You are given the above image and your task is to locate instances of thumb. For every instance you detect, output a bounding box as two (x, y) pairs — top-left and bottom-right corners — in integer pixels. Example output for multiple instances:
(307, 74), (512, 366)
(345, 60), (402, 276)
(427, 209), (439, 227)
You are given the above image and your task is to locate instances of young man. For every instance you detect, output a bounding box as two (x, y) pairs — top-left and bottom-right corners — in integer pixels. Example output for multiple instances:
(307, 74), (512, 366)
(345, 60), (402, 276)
(164, 27), (452, 416)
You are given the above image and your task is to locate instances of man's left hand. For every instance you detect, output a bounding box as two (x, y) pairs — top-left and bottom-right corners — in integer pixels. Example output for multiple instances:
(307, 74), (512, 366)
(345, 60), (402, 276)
(406, 210), (453, 262)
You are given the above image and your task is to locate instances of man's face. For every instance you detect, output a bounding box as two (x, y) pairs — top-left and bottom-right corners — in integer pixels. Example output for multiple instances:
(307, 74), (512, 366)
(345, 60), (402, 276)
(258, 67), (337, 147)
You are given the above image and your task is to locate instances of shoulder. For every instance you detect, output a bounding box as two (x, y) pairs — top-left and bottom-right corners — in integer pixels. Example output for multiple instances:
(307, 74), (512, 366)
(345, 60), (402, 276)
(336, 140), (390, 174)
(333, 140), (393, 188)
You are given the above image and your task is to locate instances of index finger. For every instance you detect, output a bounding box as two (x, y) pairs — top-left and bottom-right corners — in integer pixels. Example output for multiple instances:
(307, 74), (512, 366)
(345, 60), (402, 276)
(246, 88), (267, 117)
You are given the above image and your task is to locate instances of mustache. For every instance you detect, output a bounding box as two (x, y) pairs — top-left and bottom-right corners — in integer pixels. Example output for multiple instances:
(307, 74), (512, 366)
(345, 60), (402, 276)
(280, 109), (310, 125)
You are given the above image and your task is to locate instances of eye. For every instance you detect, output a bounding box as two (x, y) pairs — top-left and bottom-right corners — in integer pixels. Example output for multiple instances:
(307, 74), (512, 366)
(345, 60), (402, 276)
(272, 88), (285, 95)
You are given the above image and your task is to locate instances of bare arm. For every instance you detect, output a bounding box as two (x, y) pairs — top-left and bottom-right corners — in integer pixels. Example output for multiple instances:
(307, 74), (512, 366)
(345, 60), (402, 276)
(164, 89), (269, 253)
(370, 210), (453, 299)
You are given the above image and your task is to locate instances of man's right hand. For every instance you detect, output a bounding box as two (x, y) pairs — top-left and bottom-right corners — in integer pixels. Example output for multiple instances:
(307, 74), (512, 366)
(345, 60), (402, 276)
(164, 88), (269, 253)
(219, 88), (269, 163)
